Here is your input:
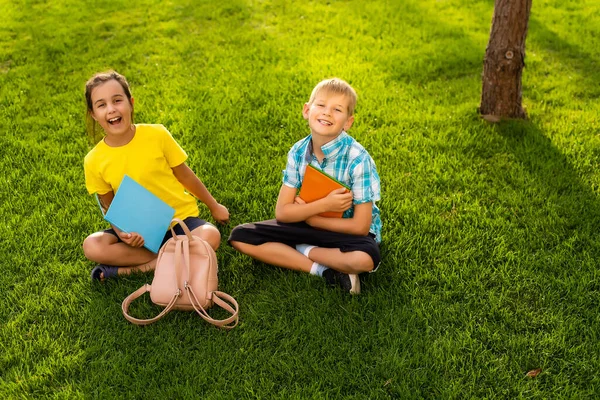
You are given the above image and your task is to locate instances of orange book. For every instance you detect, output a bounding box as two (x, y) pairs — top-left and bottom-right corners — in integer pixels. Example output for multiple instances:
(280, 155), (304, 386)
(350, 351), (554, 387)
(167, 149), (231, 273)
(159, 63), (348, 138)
(298, 164), (351, 218)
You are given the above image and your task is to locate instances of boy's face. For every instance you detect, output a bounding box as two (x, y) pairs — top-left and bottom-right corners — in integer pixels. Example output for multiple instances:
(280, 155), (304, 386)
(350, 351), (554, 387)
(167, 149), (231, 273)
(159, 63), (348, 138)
(302, 91), (354, 141)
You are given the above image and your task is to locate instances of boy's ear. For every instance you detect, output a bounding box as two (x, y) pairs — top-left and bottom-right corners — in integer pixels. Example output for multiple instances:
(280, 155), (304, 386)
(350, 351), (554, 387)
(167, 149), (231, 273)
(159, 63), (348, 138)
(344, 115), (354, 131)
(302, 103), (310, 119)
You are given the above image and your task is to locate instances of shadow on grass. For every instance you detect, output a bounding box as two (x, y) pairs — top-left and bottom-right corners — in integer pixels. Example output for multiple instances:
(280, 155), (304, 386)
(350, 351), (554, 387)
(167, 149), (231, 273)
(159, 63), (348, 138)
(496, 119), (600, 244)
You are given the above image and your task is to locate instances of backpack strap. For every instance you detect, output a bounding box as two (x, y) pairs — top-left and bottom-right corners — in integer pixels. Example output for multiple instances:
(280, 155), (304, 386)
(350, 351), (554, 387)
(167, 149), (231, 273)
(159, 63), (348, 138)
(121, 284), (180, 326)
(183, 239), (239, 329)
(121, 240), (184, 325)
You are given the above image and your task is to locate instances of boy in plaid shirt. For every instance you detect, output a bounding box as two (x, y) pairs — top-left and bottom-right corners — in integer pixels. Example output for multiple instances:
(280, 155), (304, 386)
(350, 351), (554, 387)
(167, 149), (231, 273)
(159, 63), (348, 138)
(229, 78), (381, 294)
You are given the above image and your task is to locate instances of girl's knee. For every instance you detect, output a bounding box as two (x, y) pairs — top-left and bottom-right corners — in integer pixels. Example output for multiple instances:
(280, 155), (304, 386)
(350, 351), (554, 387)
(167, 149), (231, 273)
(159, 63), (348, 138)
(82, 234), (104, 262)
(193, 224), (221, 251)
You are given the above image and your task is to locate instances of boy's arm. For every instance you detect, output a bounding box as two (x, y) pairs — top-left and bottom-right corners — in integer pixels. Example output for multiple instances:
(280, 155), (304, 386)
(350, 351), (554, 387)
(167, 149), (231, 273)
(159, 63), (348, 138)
(306, 152), (379, 236)
(171, 162), (229, 223)
(275, 185), (323, 223)
(275, 185), (352, 223)
(305, 202), (373, 236)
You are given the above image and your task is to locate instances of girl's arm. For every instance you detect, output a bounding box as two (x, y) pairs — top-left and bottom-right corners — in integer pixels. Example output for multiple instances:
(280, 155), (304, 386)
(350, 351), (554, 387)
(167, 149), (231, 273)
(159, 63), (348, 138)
(305, 202), (373, 236)
(171, 163), (229, 223)
(97, 191), (114, 214)
(97, 191), (145, 247)
(275, 185), (353, 223)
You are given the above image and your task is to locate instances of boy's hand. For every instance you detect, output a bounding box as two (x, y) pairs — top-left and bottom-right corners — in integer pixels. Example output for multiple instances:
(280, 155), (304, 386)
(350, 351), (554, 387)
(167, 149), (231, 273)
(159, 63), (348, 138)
(119, 231), (145, 248)
(210, 203), (230, 224)
(294, 196), (306, 205)
(324, 187), (353, 213)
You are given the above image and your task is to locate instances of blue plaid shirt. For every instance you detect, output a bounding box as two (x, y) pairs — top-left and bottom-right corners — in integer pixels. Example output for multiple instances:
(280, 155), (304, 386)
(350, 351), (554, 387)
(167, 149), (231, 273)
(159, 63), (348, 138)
(283, 131), (382, 243)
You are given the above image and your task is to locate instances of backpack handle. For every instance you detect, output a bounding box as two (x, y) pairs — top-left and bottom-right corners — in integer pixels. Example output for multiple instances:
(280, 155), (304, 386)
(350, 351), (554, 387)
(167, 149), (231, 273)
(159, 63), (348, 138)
(122, 240), (185, 325)
(122, 284), (181, 325)
(169, 218), (194, 241)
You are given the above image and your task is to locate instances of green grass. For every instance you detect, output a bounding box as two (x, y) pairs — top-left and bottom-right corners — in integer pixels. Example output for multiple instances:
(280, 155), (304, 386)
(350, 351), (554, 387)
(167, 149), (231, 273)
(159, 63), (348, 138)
(1, 0), (600, 398)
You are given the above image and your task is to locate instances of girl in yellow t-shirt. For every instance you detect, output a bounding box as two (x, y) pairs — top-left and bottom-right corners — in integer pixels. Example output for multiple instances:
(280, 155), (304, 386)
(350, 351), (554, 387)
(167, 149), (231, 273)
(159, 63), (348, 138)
(83, 70), (229, 281)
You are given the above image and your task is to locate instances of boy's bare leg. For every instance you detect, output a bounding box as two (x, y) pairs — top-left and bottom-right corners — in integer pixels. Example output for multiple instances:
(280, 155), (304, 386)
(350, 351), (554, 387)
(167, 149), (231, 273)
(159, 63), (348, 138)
(230, 241), (313, 273)
(305, 247), (374, 275)
(232, 241), (362, 294)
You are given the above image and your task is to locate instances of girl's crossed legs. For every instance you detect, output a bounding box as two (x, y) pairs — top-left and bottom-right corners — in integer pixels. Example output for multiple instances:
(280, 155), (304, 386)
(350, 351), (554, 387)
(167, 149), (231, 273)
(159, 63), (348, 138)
(83, 217), (221, 280)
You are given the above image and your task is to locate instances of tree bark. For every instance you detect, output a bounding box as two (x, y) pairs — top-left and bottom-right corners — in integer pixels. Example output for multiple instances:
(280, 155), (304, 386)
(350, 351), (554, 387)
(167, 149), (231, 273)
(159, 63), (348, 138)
(480, 0), (532, 119)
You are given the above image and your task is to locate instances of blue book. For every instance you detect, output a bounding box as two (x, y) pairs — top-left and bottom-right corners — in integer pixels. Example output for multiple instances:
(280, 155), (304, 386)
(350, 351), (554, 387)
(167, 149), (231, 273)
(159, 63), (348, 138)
(103, 175), (175, 253)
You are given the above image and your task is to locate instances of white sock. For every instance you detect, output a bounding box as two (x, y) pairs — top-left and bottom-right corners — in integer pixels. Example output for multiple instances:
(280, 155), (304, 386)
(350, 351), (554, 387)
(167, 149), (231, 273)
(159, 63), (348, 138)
(310, 262), (328, 277)
(296, 243), (316, 258)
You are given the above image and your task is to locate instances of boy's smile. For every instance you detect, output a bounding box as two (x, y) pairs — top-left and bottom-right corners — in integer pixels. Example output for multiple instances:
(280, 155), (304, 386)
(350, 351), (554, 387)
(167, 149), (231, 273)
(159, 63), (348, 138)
(303, 92), (354, 143)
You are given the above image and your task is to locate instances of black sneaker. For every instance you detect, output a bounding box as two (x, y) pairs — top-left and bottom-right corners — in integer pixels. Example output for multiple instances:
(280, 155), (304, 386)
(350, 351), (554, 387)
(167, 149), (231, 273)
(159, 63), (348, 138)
(322, 269), (361, 294)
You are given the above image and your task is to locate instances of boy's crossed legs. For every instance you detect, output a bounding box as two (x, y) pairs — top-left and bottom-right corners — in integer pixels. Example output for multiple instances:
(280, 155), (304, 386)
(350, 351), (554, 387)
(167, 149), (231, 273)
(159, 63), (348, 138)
(229, 219), (380, 294)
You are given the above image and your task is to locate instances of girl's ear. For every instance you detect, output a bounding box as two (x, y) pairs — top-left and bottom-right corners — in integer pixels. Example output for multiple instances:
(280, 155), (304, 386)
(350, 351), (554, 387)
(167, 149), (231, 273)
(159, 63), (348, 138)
(89, 110), (99, 122)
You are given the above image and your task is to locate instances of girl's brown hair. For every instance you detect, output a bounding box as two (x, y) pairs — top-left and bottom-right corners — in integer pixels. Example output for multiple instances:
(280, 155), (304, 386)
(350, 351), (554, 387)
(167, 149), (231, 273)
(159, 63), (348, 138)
(85, 71), (133, 144)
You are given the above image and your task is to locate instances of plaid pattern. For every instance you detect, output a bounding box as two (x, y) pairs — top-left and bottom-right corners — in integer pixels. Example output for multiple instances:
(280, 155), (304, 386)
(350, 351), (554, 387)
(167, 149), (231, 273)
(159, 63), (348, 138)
(283, 131), (382, 243)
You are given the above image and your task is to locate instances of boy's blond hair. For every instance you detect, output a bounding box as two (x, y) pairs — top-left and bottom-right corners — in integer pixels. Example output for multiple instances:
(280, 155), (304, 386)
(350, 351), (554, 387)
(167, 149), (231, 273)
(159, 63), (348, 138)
(307, 78), (358, 116)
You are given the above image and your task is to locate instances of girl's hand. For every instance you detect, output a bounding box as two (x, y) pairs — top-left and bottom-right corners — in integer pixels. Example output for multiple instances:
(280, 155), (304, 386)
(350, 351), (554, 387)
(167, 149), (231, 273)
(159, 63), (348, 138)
(118, 231), (145, 248)
(210, 203), (230, 224)
(324, 188), (353, 213)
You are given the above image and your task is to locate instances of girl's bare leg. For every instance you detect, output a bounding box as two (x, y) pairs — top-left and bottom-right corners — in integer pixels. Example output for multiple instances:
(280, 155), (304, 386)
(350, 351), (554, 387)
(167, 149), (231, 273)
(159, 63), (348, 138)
(190, 223), (221, 251)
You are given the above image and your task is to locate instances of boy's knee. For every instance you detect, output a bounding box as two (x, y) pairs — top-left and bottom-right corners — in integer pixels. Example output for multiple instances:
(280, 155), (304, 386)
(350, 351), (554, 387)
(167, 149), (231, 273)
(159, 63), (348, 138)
(229, 224), (247, 237)
(345, 251), (374, 273)
(230, 240), (258, 257)
(228, 224), (252, 247)
(230, 240), (248, 252)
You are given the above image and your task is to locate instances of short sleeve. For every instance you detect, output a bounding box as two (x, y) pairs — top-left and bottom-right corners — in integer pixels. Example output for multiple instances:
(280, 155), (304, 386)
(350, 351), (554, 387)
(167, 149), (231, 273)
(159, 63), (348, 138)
(159, 125), (188, 167)
(282, 147), (301, 189)
(84, 157), (111, 195)
(350, 155), (381, 204)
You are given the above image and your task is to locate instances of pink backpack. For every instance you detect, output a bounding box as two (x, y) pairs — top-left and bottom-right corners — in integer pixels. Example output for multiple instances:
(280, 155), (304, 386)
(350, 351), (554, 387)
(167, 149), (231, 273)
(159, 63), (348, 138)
(122, 219), (239, 329)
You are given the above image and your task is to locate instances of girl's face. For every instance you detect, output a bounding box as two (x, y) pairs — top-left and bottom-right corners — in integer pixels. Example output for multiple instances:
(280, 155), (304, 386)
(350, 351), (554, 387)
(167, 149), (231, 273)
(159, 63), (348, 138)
(90, 79), (134, 140)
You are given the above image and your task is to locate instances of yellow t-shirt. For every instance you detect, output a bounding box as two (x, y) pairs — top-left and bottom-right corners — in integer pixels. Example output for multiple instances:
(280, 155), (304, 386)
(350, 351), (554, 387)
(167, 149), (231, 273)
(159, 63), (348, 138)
(84, 124), (199, 220)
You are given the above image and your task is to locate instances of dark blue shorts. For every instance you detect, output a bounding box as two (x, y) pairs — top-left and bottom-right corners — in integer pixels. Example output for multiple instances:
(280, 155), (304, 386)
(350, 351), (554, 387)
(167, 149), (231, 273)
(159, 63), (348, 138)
(228, 219), (381, 271)
(103, 217), (208, 249)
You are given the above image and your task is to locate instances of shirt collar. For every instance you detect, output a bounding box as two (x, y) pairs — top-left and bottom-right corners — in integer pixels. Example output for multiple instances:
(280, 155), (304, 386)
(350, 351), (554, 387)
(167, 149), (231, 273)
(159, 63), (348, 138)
(305, 131), (348, 162)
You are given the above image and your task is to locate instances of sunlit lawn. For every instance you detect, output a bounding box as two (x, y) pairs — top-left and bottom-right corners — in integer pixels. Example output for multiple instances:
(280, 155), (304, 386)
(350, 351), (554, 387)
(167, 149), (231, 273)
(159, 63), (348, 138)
(1, 0), (599, 397)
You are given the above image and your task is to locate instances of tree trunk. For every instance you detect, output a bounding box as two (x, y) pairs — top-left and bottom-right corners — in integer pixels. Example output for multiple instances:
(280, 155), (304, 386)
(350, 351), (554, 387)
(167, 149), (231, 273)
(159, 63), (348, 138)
(480, 0), (532, 120)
